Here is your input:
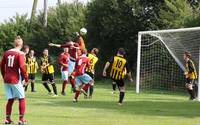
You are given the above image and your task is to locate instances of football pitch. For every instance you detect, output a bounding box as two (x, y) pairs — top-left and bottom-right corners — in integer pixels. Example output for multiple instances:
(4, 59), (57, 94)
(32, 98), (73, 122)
(0, 79), (200, 125)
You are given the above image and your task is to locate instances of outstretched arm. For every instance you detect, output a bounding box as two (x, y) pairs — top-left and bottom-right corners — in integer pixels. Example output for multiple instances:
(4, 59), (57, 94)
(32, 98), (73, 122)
(49, 43), (61, 48)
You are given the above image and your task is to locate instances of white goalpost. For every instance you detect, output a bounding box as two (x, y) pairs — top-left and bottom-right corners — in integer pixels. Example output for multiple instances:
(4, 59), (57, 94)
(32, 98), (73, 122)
(136, 27), (200, 100)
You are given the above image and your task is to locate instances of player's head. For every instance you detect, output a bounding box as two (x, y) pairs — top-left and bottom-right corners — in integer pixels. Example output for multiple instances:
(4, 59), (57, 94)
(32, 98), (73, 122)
(117, 48), (126, 56)
(13, 36), (23, 49)
(43, 49), (49, 56)
(23, 45), (30, 54)
(29, 49), (35, 56)
(63, 47), (69, 53)
(82, 48), (88, 55)
(65, 37), (74, 44)
(91, 48), (99, 55)
(184, 51), (191, 61)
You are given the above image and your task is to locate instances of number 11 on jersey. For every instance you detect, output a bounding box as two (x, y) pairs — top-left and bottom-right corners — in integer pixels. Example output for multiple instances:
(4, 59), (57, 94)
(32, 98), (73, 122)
(8, 55), (15, 67)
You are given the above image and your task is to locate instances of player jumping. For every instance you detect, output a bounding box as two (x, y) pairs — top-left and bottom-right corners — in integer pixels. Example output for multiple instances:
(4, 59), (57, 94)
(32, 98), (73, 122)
(103, 48), (133, 106)
(49, 39), (82, 91)
(1, 36), (29, 125)
(73, 49), (94, 102)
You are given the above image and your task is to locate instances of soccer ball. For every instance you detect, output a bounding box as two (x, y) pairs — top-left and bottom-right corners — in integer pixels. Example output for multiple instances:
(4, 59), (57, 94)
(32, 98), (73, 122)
(80, 28), (87, 35)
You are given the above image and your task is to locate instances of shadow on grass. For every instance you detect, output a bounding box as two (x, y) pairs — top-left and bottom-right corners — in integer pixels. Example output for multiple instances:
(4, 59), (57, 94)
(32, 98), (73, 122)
(32, 98), (200, 118)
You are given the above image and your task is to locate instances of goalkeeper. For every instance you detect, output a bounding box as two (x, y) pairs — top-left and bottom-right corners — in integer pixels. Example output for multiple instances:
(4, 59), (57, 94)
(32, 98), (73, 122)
(184, 52), (198, 100)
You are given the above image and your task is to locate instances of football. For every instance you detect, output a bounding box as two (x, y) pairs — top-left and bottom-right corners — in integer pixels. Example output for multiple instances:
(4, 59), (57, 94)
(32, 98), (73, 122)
(80, 27), (87, 35)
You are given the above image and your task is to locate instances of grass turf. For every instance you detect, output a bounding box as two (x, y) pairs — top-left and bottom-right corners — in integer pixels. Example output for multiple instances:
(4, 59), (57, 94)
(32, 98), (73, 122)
(0, 78), (200, 125)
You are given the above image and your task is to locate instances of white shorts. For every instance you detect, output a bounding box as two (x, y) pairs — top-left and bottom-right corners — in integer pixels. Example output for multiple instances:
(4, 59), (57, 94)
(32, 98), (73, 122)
(61, 71), (68, 81)
(68, 59), (76, 76)
(75, 73), (92, 87)
(4, 82), (25, 99)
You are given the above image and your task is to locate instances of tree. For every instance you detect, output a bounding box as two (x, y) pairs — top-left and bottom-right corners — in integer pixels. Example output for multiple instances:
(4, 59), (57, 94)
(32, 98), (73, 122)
(0, 14), (29, 52)
(86, 0), (145, 75)
(30, 0), (38, 24)
(159, 0), (200, 29)
(43, 0), (48, 27)
(139, 0), (165, 30)
(58, 0), (61, 5)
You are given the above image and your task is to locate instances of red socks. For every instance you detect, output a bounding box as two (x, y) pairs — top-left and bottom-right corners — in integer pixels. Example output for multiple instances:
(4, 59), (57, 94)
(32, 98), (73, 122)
(75, 90), (80, 99)
(62, 80), (68, 92)
(83, 84), (90, 91)
(19, 98), (25, 122)
(6, 99), (14, 121)
(6, 98), (25, 122)
(70, 78), (75, 88)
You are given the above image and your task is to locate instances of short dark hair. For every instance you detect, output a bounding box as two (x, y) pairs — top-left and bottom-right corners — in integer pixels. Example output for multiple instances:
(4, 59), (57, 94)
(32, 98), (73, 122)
(184, 51), (191, 59)
(118, 48), (126, 55)
(65, 37), (72, 42)
(91, 48), (99, 55)
(44, 48), (48, 51)
(23, 45), (29, 49)
(82, 49), (87, 55)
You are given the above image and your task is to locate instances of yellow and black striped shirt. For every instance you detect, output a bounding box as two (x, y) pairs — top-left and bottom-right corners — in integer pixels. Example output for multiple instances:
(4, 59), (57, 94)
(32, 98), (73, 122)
(41, 56), (54, 74)
(26, 56), (38, 74)
(86, 53), (99, 73)
(108, 55), (129, 80)
(186, 59), (197, 79)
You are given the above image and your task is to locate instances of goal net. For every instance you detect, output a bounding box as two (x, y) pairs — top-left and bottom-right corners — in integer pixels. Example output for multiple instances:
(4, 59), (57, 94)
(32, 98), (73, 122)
(136, 27), (200, 98)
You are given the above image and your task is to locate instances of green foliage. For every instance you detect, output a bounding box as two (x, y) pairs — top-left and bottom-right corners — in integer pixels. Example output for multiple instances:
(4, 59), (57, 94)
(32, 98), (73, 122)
(26, 3), (87, 55)
(0, 3), (86, 74)
(1, 0), (200, 76)
(159, 0), (200, 28)
(0, 14), (29, 52)
(0, 3), (86, 55)
(86, 0), (144, 75)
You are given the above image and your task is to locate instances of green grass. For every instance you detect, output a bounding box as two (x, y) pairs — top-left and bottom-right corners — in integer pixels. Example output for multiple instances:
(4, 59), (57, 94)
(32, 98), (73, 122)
(0, 78), (200, 125)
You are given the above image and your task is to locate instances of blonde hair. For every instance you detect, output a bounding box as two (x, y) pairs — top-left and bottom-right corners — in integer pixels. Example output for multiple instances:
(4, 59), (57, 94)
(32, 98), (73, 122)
(14, 36), (23, 47)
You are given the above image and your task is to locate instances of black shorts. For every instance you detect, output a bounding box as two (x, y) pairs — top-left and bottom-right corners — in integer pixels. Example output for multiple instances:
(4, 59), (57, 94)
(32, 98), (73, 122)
(86, 71), (94, 79)
(42, 73), (55, 83)
(112, 79), (124, 87)
(28, 73), (35, 80)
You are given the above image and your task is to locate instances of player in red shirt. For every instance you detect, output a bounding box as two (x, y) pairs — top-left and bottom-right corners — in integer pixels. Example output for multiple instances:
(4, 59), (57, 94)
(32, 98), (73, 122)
(73, 49), (94, 103)
(59, 47), (70, 96)
(49, 39), (81, 91)
(1, 36), (28, 125)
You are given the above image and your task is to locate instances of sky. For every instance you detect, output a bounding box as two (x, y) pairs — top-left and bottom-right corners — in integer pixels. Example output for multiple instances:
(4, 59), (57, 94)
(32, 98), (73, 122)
(0, 0), (89, 23)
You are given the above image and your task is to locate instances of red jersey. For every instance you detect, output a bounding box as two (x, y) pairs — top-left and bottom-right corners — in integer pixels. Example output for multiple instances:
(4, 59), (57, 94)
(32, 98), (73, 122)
(61, 42), (81, 61)
(1, 48), (28, 84)
(59, 52), (70, 71)
(75, 54), (90, 76)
